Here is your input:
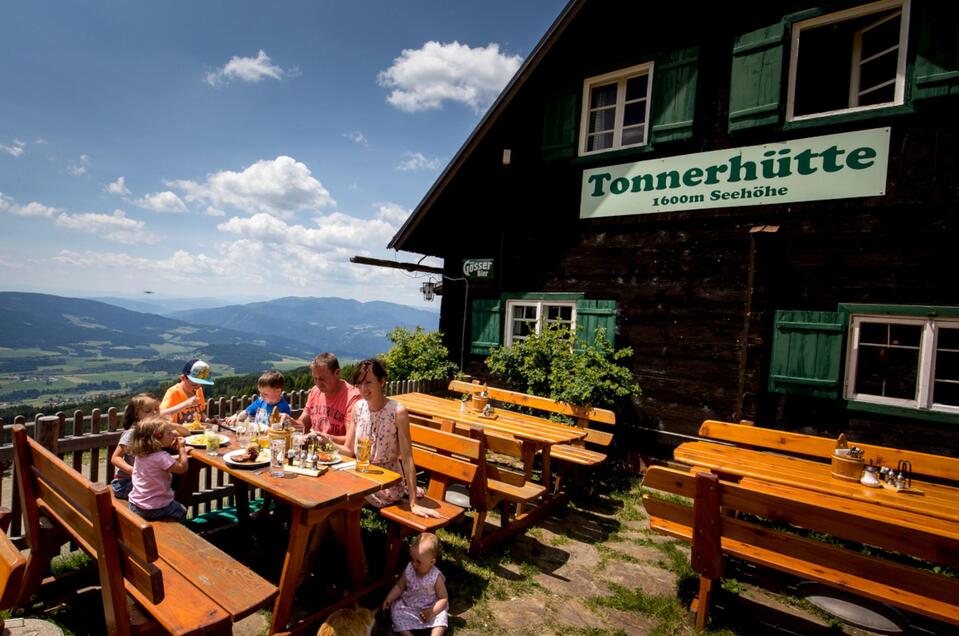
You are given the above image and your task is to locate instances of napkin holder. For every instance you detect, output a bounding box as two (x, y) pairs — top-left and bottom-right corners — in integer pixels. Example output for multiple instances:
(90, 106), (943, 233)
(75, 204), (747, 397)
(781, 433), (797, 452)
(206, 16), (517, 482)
(830, 433), (864, 482)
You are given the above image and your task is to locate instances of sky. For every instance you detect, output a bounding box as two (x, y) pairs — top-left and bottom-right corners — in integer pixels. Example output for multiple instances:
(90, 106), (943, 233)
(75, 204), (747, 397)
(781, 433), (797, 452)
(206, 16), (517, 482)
(0, 0), (566, 308)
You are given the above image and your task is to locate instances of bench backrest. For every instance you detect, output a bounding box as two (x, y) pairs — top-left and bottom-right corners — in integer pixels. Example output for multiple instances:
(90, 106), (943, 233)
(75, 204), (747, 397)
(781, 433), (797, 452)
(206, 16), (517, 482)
(12, 425), (163, 636)
(408, 423), (484, 506)
(449, 380), (616, 425)
(643, 466), (959, 625)
(699, 420), (959, 483)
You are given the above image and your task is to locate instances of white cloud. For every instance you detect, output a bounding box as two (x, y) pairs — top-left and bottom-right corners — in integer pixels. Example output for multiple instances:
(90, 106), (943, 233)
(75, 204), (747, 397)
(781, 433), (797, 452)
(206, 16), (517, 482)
(0, 193), (62, 217)
(206, 50), (296, 87)
(373, 201), (410, 225)
(55, 209), (151, 244)
(131, 191), (188, 213)
(68, 154), (92, 176)
(33, 138), (47, 145)
(104, 176), (131, 195)
(204, 206), (226, 217)
(378, 41), (522, 113)
(396, 151), (440, 172)
(167, 156), (334, 219)
(1, 139), (26, 157)
(343, 131), (368, 146)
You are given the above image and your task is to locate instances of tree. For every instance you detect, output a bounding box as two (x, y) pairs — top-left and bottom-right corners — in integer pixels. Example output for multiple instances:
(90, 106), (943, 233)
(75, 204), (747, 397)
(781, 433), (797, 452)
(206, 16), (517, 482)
(383, 327), (458, 381)
(485, 322), (639, 409)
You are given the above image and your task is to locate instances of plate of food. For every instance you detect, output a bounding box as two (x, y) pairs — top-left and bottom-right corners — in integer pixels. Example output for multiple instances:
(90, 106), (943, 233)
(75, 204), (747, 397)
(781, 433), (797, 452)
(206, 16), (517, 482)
(184, 434), (230, 448)
(315, 450), (341, 465)
(224, 446), (271, 468)
(184, 421), (204, 433)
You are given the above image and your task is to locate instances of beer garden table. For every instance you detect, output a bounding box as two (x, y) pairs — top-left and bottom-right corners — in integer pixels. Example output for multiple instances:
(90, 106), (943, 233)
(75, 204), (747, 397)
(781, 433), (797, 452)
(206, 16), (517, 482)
(186, 432), (400, 634)
(392, 392), (586, 489)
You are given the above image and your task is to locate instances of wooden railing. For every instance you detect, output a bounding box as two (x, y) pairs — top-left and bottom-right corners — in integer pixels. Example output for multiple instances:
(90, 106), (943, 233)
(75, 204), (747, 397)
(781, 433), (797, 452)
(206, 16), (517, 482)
(0, 378), (447, 545)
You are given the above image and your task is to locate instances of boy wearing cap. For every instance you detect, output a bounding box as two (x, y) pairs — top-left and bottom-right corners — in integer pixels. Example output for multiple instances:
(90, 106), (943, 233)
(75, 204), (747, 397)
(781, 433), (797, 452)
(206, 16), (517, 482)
(161, 359), (214, 428)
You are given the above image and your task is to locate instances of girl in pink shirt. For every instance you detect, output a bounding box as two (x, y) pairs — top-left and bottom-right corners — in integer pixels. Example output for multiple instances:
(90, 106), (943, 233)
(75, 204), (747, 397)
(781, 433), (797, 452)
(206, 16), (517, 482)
(128, 417), (190, 521)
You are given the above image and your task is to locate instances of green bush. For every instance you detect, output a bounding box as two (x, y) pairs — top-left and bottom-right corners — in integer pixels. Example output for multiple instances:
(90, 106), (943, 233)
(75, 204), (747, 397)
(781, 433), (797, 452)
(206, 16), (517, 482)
(485, 322), (639, 409)
(383, 327), (458, 382)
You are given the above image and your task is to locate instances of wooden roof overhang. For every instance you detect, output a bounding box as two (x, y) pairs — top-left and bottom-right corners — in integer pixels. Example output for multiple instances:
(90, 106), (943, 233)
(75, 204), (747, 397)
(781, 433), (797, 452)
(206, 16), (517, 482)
(387, 0), (585, 257)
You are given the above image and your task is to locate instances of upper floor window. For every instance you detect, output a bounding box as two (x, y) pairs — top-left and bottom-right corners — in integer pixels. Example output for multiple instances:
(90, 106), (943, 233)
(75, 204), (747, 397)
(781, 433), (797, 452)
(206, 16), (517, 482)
(845, 314), (959, 414)
(787, 0), (910, 121)
(505, 299), (576, 346)
(579, 63), (653, 155)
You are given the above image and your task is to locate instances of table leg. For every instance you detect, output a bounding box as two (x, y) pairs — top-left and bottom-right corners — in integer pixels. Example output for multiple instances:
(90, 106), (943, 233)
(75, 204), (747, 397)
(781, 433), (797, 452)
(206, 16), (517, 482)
(174, 457), (202, 506)
(231, 474), (250, 524)
(342, 504), (368, 588)
(541, 445), (553, 494)
(270, 510), (313, 633)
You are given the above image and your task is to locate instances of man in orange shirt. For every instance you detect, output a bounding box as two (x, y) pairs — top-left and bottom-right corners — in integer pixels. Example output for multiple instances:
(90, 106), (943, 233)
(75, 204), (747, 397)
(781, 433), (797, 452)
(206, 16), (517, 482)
(161, 359), (215, 426)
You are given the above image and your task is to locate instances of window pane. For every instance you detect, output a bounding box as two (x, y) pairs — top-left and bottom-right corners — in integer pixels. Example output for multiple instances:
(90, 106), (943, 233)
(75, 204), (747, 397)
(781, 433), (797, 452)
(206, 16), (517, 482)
(545, 305), (572, 323)
(859, 82), (896, 106)
(939, 327), (959, 351)
(587, 132), (614, 152)
(934, 328), (959, 387)
(588, 107), (615, 134)
(860, 12), (901, 60)
(889, 324), (921, 348)
(859, 322), (888, 345)
(933, 381), (959, 407)
(590, 83), (617, 109)
(859, 52), (897, 96)
(625, 75), (648, 101)
(510, 305), (538, 341)
(854, 344), (919, 400)
(623, 101), (647, 126)
(621, 125), (646, 146)
(794, 22), (854, 116)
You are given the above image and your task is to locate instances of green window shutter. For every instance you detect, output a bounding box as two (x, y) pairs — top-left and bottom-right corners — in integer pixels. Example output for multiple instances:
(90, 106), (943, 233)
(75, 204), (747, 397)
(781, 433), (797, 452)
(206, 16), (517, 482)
(470, 299), (502, 355)
(651, 46), (700, 144)
(575, 299), (617, 350)
(542, 91), (578, 160)
(768, 310), (847, 399)
(728, 21), (785, 132)
(912, 3), (959, 100)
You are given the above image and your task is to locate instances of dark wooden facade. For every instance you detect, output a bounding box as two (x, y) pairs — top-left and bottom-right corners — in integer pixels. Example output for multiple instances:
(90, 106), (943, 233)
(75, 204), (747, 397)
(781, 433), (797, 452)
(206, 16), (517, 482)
(391, 0), (959, 454)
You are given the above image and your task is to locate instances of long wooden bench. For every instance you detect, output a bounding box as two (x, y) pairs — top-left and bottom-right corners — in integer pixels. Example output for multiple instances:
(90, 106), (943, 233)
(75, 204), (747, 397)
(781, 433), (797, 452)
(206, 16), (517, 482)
(0, 508), (26, 633)
(699, 419), (959, 483)
(643, 465), (959, 631)
(449, 380), (616, 469)
(11, 424), (276, 635)
(379, 423), (482, 571)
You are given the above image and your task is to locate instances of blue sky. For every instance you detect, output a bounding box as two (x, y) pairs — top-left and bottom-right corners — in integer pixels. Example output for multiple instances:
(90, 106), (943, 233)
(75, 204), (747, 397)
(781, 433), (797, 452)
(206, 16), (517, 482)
(0, 0), (565, 307)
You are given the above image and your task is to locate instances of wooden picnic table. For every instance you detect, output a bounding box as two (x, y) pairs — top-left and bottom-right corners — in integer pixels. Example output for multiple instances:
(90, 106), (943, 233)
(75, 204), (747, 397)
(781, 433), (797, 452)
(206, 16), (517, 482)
(393, 392), (585, 489)
(187, 433), (400, 634)
(674, 440), (959, 526)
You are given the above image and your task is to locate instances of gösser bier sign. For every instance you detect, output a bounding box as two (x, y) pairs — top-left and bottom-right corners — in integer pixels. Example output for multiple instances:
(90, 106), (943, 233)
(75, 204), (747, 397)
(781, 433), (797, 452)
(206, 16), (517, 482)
(580, 128), (890, 219)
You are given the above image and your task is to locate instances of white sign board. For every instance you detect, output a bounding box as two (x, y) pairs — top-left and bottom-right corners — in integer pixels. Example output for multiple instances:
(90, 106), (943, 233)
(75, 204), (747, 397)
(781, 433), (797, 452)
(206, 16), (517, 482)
(580, 128), (890, 219)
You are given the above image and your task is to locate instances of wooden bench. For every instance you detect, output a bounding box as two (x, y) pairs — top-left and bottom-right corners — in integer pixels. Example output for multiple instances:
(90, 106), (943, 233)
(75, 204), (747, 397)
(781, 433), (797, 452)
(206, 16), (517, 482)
(699, 420), (959, 483)
(0, 508), (26, 632)
(379, 423), (482, 571)
(11, 424), (276, 635)
(449, 380), (616, 470)
(408, 414), (548, 554)
(643, 465), (959, 631)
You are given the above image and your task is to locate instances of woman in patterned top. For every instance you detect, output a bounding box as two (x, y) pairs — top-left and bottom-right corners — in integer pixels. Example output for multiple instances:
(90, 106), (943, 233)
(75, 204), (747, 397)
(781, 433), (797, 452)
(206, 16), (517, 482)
(346, 358), (440, 518)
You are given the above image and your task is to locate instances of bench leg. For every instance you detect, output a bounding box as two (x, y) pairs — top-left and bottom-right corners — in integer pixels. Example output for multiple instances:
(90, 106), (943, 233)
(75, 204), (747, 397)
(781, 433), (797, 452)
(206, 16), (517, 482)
(468, 510), (488, 556)
(17, 523), (64, 606)
(384, 523), (411, 575)
(694, 576), (713, 631)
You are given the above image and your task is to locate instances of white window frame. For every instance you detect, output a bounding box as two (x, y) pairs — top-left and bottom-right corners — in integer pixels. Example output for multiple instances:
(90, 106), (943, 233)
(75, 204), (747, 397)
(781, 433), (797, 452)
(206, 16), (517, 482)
(504, 299), (577, 346)
(578, 62), (654, 156)
(844, 314), (959, 414)
(786, 0), (911, 122)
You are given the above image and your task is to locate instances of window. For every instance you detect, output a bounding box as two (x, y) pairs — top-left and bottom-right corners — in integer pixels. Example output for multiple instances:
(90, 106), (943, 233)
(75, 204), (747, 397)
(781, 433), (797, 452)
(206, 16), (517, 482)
(845, 314), (959, 413)
(504, 300), (576, 346)
(579, 63), (653, 155)
(786, 0), (910, 121)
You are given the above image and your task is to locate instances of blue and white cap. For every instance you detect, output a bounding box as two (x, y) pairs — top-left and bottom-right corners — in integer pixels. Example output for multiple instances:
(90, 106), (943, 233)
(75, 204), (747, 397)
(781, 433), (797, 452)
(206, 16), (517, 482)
(181, 359), (214, 385)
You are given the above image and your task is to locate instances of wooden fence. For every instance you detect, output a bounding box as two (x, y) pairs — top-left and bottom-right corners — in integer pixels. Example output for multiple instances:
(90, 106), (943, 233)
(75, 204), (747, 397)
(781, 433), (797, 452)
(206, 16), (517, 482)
(0, 378), (447, 545)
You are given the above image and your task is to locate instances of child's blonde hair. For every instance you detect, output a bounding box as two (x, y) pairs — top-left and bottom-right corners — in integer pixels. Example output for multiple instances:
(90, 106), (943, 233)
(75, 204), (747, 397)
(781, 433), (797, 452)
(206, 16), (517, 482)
(410, 532), (440, 560)
(131, 417), (173, 456)
(123, 393), (159, 430)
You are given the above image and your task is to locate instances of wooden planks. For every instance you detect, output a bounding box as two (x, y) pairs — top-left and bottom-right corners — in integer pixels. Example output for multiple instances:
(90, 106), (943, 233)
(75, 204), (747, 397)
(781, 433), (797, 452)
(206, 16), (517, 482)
(449, 380), (616, 425)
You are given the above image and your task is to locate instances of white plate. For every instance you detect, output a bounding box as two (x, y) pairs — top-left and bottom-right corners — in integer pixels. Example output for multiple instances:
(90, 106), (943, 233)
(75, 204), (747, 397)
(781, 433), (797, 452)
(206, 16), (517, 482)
(184, 434), (230, 448)
(223, 448), (270, 468)
(314, 452), (341, 465)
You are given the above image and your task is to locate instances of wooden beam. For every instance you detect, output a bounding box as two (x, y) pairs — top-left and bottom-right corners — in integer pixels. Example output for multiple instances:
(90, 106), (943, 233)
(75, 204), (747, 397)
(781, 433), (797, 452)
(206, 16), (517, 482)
(349, 256), (443, 274)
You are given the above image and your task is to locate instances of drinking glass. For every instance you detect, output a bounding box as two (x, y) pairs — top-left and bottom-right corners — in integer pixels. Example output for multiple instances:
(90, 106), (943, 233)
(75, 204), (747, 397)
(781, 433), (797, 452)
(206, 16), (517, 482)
(204, 425), (220, 456)
(356, 437), (373, 473)
(291, 431), (306, 466)
(235, 420), (251, 448)
(255, 408), (269, 434)
(269, 438), (286, 477)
